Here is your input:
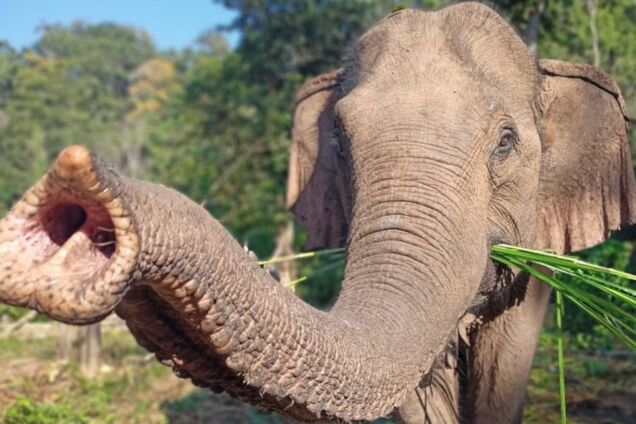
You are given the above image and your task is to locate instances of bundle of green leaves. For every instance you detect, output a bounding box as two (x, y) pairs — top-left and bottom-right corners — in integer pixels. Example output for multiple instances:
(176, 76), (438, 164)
(262, 245), (636, 350)
(490, 245), (636, 351)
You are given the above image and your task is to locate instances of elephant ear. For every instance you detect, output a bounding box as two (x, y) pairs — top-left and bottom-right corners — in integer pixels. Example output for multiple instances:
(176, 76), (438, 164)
(286, 69), (351, 249)
(536, 59), (636, 253)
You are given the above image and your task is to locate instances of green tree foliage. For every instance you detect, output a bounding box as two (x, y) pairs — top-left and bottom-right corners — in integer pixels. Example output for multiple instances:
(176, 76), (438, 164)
(0, 53), (83, 210)
(218, 0), (409, 87)
(0, 0), (634, 316)
(143, 0), (430, 257)
(34, 22), (155, 100)
(0, 23), (156, 214)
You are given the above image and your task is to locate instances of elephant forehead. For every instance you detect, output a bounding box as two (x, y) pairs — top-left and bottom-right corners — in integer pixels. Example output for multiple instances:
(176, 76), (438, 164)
(335, 73), (498, 145)
(348, 4), (537, 102)
(338, 87), (478, 130)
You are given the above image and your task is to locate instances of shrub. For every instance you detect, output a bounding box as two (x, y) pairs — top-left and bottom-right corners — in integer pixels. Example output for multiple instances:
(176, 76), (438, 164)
(2, 396), (88, 424)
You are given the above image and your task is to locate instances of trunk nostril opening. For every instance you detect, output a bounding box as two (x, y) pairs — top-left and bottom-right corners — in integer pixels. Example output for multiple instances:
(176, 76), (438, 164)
(37, 198), (116, 259)
(41, 202), (87, 246)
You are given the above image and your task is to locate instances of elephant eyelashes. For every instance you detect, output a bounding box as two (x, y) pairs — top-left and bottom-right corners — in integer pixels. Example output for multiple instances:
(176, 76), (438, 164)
(494, 127), (518, 157)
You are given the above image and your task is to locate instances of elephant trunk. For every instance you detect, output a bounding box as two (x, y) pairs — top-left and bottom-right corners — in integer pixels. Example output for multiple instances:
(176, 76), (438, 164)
(332, 131), (489, 374)
(0, 146), (139, 322)
(0, 145), (486, 421)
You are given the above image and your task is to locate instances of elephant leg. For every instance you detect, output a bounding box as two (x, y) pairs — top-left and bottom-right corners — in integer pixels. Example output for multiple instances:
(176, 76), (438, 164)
(465, 274), (552, 424)
(396, 347), (461, 423)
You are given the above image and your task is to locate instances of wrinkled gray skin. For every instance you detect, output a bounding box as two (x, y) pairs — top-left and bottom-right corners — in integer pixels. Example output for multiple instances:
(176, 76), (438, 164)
(0, 4), (634, 423)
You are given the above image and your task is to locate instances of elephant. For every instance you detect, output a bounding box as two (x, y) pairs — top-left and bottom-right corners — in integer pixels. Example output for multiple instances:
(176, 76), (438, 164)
(0, 3), (633, 423)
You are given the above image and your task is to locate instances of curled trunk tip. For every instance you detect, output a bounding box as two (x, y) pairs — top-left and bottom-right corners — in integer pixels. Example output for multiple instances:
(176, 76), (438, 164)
(0, 145), (139, 324)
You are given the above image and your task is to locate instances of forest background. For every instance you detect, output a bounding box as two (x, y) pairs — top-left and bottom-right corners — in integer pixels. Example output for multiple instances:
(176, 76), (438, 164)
(0, 1), (635, 423)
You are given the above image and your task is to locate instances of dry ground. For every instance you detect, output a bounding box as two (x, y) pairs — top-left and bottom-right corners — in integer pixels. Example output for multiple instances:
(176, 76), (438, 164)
(0, 328), (633, 423)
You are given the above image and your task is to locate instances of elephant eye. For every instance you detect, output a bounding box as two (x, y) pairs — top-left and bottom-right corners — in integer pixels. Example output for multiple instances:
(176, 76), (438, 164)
(496, 127), (517, 154)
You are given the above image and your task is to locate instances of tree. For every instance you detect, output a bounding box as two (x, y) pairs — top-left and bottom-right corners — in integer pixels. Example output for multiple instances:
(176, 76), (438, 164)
(0, 22), (159, 213)
(123, 58), (178, 177)
(0, 23), (159, 374)
(35, 22), (155, 98)
(0, 53), (79, 212)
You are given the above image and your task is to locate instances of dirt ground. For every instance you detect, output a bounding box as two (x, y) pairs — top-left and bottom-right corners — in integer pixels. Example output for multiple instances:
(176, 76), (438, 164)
(525, 346), (636, 424)
(0, 329), (634, 423)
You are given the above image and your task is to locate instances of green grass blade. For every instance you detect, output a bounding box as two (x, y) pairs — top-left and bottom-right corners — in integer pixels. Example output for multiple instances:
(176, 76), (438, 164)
(259, 248), (345, 265)
(560, 292), (636, 351)
(577, 276), (636, 297)
(493, 245), (636, 281)
(557, 288), (636, 340)
(286, 276), (308, 287)
(547, 279), (636, 327)
(498, 258), (636, 338)
(491, 253), (636, 351)
(555, 289), (567, 424)
(285, 259), (345, 288)
(539, 265), (636, 309)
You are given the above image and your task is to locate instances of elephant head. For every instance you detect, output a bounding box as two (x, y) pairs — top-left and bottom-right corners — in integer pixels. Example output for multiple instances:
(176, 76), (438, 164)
(0, 3), (633, 422)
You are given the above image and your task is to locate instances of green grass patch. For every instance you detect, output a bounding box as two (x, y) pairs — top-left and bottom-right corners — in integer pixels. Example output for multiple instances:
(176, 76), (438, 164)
(0, 336), (56, 361)
(2, 396), (87, 424)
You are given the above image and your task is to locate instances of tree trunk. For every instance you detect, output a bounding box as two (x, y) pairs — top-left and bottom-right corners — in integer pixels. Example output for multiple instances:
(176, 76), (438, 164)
(58, 323), (80, 361)
(121, 120), (145, 179)
(57, 323), (101, 376)
(586, 0), (601, 67)
(272, 222), (297, 288)
(525, 0), (545, 54)
(79, 324), (102, 377)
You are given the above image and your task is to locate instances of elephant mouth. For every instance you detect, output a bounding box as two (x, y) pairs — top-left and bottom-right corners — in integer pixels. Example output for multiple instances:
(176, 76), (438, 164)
(469, 238), (516, 311)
